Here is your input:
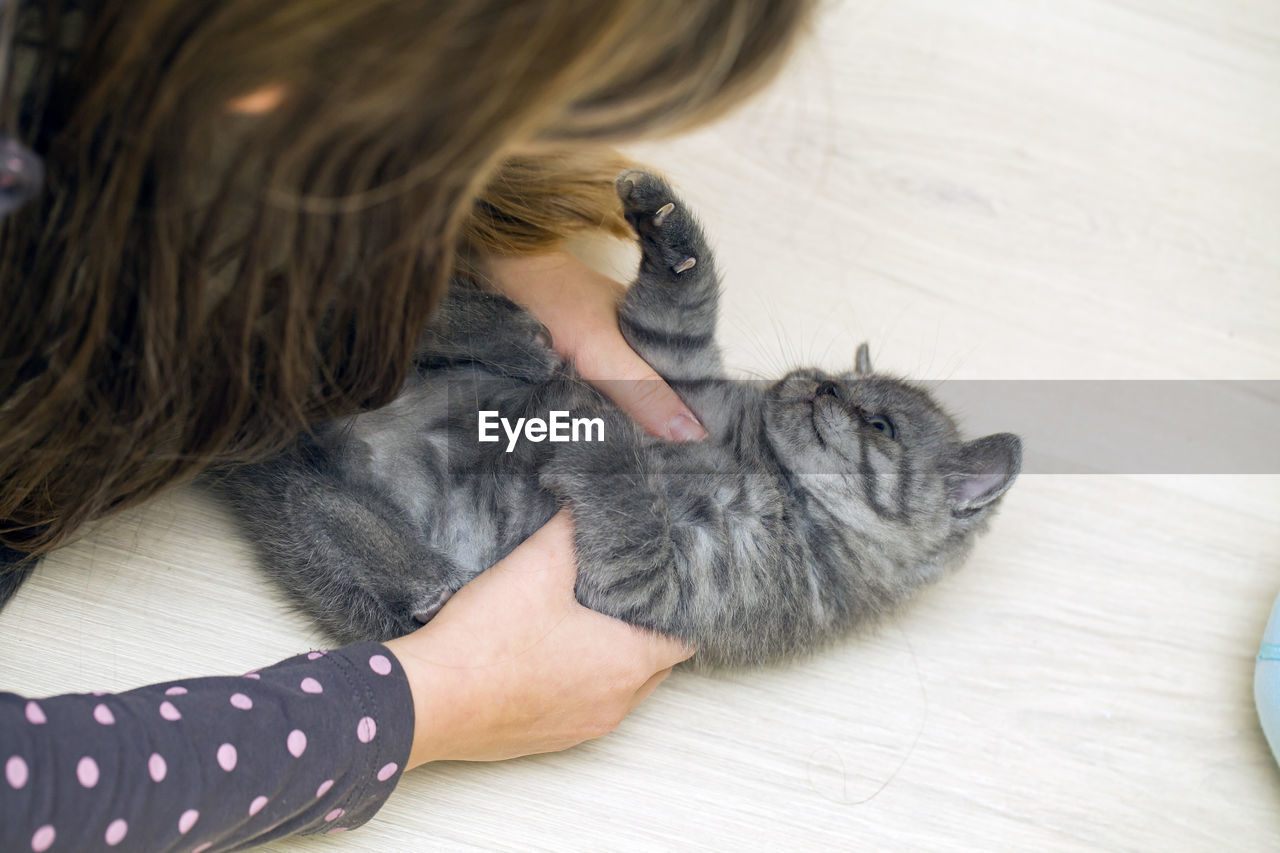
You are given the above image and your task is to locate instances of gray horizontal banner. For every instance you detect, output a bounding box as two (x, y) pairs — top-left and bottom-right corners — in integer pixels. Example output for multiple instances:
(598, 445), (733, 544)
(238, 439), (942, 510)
(433, 378), (1279, 475)
(928, 380), (1279, 475)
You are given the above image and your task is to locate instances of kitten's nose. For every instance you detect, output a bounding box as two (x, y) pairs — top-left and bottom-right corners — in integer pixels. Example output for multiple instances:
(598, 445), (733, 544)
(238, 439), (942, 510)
(815, 381), (839, 399)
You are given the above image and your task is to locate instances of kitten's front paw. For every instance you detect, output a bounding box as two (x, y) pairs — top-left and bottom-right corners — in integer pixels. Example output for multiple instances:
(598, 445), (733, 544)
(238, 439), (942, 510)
(416, 280), (562, 382)
(615, 170), (707, 278)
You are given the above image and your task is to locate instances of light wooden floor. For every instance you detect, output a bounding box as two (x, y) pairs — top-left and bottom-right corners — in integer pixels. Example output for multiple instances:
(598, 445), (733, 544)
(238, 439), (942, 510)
(4, 1), (1279, 849)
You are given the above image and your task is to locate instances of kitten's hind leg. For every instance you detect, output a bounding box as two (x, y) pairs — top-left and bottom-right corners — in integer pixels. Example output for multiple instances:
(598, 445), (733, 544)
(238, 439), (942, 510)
(615, 170), (723, 379)
(214, 453), (469, 643)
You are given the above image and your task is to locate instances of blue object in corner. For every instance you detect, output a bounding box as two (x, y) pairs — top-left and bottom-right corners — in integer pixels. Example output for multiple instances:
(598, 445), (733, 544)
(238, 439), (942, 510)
(1257, 591), (1280, 768)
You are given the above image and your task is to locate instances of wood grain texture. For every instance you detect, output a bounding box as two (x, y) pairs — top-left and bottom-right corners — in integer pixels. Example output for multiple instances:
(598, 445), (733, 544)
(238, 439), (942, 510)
(3, 1), (1278, 849)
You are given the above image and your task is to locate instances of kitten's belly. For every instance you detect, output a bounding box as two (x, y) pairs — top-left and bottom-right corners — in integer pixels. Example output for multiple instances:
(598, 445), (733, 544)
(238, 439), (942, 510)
(432, 472), (559, 575)
(361, 372), (583, 577)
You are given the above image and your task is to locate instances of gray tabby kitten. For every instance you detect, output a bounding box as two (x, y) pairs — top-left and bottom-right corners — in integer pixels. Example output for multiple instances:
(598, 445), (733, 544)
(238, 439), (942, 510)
(220, 171), (1020, 667)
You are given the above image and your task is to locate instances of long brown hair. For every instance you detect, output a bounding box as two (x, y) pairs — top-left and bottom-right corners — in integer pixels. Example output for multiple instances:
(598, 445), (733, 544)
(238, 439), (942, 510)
(0, 0), (813, 556)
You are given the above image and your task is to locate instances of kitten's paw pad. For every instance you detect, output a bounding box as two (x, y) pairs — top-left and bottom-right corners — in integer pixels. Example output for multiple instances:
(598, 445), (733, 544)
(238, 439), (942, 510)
(512, 315), (563, 373)
(614, 170), (678, 222)
(411, 586), (456, 625)
(615, 168), (661, 201)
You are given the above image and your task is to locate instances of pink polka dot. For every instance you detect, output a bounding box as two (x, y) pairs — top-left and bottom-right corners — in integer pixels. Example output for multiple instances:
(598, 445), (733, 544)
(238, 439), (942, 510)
(249, 795), (269, 816)
(30, 824), (55, 852)
(300, 677), (323, 694)
(216, 743), (237, 772)
(356, 716), (377, 743)
(24, 701), (46, 725)
(93, 703), (115, 725)
(368, 654), (392, 675)
(229, 692), (253, 710)
(76, 756), (99, 788)
(287, 729), (307, 757)
(148, 753), (166, 782)
(164, 686), (187, 696)
(315, 778), (334, 798)
(243, 672), (261, 680)
(376, 762), (398, 782)
(192, 843), (213, 853)
(178, 809), (199, 834)
(158, 701), (181, 721)
(324, 808), (344, 822)
(307, 650), (327, 661)
(104, 818), (127, 847)
(6, 755), (29, 789)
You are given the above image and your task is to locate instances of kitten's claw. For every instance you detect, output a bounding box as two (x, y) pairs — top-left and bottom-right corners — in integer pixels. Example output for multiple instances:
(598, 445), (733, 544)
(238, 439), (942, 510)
(653, 202), (675, 227)
(673, 256), (696, 274)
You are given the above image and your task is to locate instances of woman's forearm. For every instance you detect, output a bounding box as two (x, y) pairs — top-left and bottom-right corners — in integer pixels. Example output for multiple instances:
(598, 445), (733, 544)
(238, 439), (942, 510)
(2, 643), (412, 852)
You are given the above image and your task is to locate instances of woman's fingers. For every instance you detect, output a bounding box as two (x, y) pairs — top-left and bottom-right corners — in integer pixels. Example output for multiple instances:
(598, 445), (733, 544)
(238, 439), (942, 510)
(484, 251), (707, 441)
(490, 511), (696, 668)
(385, 512), (695, 768)
(574, 340), (707, 442)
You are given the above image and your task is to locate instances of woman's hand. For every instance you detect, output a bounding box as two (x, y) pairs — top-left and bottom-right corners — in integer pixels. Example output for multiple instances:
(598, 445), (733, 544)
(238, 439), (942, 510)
(385, 252), (700, 766)
(485, 251), (707, 442)
(384, 511), (692, 767)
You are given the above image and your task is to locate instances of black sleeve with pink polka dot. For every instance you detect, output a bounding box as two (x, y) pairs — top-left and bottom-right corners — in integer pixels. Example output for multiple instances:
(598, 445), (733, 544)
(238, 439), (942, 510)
(1, 642), (413, 852)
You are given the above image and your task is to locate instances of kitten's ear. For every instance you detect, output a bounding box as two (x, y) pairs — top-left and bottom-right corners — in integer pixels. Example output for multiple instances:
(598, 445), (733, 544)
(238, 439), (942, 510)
(944, 433), (1022, 516)
(855, 342), (872, 376)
